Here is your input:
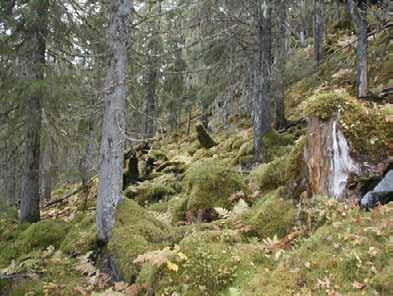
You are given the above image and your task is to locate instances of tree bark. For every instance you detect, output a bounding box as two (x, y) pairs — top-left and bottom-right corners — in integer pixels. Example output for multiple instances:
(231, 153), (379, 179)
(40, 139), (52, 201)
(19, 0), (49, 223)
(96, 0), (133, 244)
(349, 0), (368, 98)
(253, 0), (272, 163)
(274, 0), (288, 130)
(313, 0), (325, 63)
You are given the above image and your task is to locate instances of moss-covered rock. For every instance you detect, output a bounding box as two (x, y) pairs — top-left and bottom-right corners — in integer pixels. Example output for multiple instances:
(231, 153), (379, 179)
(184, 160), (247, 211)
(233, 130), (294, 165)
(286, 136), (306, 182)
(60, 214), (96, 255)
(16, 219), (69, 252)
(108, 199), (176, 281)
(241, 189), (297, 239)
(168, 195), (188, 223)
(124, 182), (176, 206)
(249, 157), (288, 192)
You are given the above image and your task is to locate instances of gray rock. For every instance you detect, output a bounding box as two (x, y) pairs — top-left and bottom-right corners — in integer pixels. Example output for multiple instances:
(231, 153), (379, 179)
(360, 170), (393, 209)
(373, 170), (393, 192)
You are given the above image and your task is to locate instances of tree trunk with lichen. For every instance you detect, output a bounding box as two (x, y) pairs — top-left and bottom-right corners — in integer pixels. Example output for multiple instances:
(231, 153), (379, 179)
(313, 0), (325, 63)
(19, 0), (49, 223)
(253, 0), (272, 163)
(349, 0), (368, 98)
(96, 0), (133, 244)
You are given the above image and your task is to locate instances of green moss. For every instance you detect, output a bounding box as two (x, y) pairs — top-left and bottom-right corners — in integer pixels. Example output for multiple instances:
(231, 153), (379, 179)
(241, 189), (297, 239)
(156, 238), (241, 295)
(108, 199), (176, 281)
(373, 259), (393, 294)
(249, 157), (288, 192)
(168, 195), (188, 223)
(241, 203), (393, 295)
(124, 182), (176, 206)
(0, 200), (17, 219)
(285, 136), (306, 182)
(16, 219), (69, 252)
(60, 215), (96, 255)
(184, 160), (247, 211)
(304, 91), (392, 160)
(150, 149), (168, 161)
(304, 91), (359, 121)
(146, 201), (170, 213)
(233, 130), (293, 164)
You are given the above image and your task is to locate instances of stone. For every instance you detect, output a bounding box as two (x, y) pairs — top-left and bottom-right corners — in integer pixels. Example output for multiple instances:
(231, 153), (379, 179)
(360, 170), (393, 209)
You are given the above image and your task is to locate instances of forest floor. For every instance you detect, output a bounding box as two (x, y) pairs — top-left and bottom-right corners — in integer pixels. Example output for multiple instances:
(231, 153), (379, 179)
(1, 24), (392, 296)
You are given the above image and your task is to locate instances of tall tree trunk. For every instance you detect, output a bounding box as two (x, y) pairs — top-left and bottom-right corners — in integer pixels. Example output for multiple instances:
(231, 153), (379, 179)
(40, 139), (52, 201)
(19, 0), (49, 223)
(253, 0), (272, 163)
(313, 0), (325, 63)
(274, 0), (288, 130)
(96, 0), (133, 244)
(349, 0), (368, 98)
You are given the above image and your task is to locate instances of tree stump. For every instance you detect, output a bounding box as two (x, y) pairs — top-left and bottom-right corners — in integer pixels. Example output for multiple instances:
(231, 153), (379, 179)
(196, 123), (218, 149)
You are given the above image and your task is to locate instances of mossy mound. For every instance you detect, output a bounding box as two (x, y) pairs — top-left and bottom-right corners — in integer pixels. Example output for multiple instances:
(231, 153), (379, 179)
(184, 160), (247, 211)
(155, 237), (241, 295)
(0, 220), (27, 268)
(304, 90), (392, 160)
(16, 219), (69, 252)
(60, 214), (96, 255)
(0, 201), (17, 219)
(108, 199), (176, 282)
(233, 130), (294, 164)
(124, 182), (176, 206)
(242, 203), (393, 295)
(241, 189), (297, 239)
(168, 195), (188, 223)
(249, 157), (288, 192)
(285, 136), (306, 182)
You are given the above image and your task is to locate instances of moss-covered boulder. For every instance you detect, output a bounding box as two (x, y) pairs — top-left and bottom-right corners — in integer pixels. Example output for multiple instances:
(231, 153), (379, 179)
(286, 136), (306, 182)
(60, 215), (96, 255)
(124, 182), (176, 206)
(249, 157), (288, 192)
(16, 219), (69, 252)
(108, 199), (176, 282)
(184, 160), (247, 211)
(241, 189), (297, 239)
(233, 130), (294, 165)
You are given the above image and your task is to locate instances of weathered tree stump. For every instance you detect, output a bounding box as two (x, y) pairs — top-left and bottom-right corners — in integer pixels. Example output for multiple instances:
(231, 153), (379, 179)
(123, 150), (139, 189)
(196, 123), (218, 149)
